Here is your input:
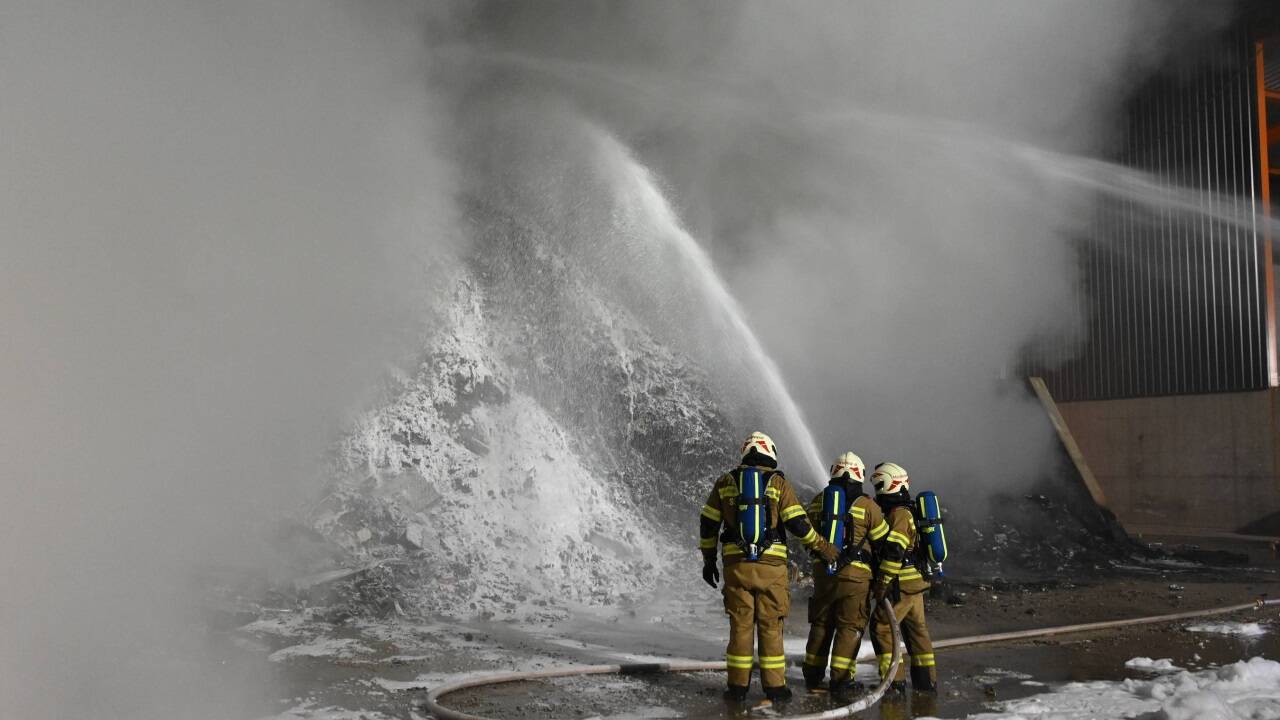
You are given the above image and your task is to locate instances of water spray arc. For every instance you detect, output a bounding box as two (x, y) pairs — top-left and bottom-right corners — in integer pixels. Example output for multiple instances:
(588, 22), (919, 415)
(603, 131), (829, 484)
(459, 46), (1280, 248)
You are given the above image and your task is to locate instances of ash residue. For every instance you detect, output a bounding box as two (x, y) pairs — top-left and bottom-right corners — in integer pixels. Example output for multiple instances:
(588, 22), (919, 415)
(951, 489), (1133, 581)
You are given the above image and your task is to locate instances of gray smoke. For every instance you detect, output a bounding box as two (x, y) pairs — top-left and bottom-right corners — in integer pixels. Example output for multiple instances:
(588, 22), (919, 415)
(440, 0), (1232, 494)
(0, 1), (1232, 718)
(0, 2), (456, 717)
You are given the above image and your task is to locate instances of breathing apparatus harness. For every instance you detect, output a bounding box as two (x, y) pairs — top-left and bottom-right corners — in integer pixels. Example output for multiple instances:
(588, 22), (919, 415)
(876, 489), (949, 584)
(875, 490), (919, 593)
(721, 464), (783, 561)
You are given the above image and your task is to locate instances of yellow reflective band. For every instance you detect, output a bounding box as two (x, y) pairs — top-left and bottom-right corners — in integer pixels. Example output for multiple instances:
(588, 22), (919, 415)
(880, 560), (903, 570)
(851, 506), (866, 519)
(719, 486), (738, 498)
(869, 521), (889, 540)
(804, 653), (821, 665)
(911, 654), (936, 667)
(899, 571), (923, 581)
(759, 654), (786, 669)
(879, 563), (901, 576)
(830, 655), (853, 670)
(800, 528), (819, 545)
(815, 560), (870, 572)
(877, 653), (893, 674)
(700, 504), (722, 522)
(887, 531), (910, 548)
(699, 536), (717, 549)
(780, 504), (806, 521)
(723, 544), (787, 558)
(766, 487), (781, 500)
(726, 659), (755, 669)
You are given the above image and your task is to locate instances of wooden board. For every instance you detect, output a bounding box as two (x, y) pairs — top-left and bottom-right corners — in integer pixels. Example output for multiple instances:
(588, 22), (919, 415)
(1028, 376), (1110, 510)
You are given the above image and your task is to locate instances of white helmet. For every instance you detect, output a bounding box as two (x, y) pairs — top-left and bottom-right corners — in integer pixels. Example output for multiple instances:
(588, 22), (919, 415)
(829, 452), (865, 482)
(871, 462), (909, 495)
(740, 431), (778, 463)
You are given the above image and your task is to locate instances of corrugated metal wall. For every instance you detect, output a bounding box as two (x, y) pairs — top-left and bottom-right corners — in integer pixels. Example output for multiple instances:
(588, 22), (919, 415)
(1035, 26), (1272, 402)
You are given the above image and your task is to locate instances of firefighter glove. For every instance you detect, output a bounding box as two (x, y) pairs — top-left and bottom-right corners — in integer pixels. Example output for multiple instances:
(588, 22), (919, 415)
(816, 541), (839, 564)
(701, 558), (720, 588)
(872, 579), (889, 605)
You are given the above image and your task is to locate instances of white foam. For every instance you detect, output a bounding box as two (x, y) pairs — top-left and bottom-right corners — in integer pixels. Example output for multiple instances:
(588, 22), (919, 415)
(267, 638), (376, 663)
(782, 636), (874, 660)
(261, 703), (397, 720)
(1125, 656), (1182, 673)
(1185, 622), (1268, 637)
(581, 708), (682, 720)
(959, 657), (1280, 720)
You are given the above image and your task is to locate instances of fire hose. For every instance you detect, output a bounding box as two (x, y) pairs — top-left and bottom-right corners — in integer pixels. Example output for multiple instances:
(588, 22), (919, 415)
(421, 597), (903, 720)
(418, 596), (1278, 720)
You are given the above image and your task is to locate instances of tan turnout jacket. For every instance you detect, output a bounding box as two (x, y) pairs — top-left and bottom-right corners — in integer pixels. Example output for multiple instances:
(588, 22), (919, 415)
(876, 505), (929, 594)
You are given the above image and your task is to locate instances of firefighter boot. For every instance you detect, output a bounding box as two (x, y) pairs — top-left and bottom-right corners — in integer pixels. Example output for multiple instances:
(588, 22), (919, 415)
(911, 663), (937, 692)
(801, 664), (826, 690)
(764, 685), (793, 703)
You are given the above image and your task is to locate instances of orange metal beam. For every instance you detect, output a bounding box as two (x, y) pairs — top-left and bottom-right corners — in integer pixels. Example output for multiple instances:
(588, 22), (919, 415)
(1256, 42), (1278, 387)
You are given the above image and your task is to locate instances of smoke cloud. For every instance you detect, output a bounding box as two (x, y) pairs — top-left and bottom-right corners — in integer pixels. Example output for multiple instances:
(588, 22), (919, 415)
(0, 1), (455, 717)
(0, 1), (1233, 718)
(441, 0), (1233, 494)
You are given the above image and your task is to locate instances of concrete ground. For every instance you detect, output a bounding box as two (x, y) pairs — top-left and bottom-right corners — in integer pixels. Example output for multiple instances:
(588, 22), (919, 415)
(225, 542), (1280, 719)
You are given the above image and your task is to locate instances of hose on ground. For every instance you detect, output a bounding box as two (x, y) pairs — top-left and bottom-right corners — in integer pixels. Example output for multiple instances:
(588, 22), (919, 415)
(422, 598), (901, 720)
(931, 597), (1279, 651)
(788, 596), (903, 719)
(418, 595), (1278, 720)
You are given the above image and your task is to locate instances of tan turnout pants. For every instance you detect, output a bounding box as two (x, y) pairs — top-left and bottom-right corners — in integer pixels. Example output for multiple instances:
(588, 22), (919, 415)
(723, 560), (790, 688)
(870, 590), (936, 687)
(803, 571), (872, 684)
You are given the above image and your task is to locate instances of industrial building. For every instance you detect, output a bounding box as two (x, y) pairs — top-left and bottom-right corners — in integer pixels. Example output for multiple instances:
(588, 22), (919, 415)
(1034, 5), (1280, 542)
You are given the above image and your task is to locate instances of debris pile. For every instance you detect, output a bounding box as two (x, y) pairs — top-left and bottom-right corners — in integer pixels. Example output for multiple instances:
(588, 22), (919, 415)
(290, 207), (731, 621)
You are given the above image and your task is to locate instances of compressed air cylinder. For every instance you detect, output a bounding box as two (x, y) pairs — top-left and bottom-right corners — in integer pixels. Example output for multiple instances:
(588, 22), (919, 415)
(736, 467), (766, 560)
(820, 483), (848, 575)
(916, 491), (948, 565)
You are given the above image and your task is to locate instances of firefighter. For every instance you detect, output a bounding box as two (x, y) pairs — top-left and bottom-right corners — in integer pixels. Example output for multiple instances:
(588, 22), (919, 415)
(801, 451), (890, 692)
(868, 462), (937, 692)
(699, 431), (839, 703)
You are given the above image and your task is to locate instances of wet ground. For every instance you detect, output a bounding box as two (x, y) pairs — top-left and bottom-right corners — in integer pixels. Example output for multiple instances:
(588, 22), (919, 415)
(436, 599), (1280, 719)
(225, 543), (1280, 719)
